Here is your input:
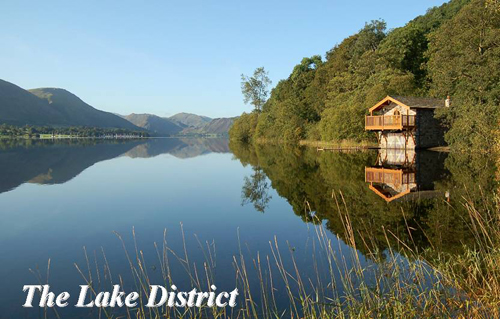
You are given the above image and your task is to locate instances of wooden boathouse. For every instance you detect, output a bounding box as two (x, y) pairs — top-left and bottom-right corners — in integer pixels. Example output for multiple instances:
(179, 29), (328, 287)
(365, 96), (447, 149)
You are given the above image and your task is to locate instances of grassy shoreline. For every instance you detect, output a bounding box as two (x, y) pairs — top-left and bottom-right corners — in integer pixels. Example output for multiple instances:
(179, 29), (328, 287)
(247, 137), (453, 152)
(299, 139), (377, 149)
(251, 137), (377, 148)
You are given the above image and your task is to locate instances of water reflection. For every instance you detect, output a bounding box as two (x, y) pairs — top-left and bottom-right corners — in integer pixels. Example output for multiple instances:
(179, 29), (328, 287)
(0, 138), (230, 195)
(241, 166), (272, 213)
(3, 138), (495, 261)
(365, 149), (448, 202)
(0, 139), (496, 317)
(230, 141), (498, 258)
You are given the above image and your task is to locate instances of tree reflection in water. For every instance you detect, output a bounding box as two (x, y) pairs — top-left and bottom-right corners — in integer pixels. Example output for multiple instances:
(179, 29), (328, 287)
(230, 140), (498, 262)
(241, 166), (272, 213)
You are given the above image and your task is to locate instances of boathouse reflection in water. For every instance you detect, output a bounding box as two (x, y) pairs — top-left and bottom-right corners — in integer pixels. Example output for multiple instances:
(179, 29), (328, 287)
(365, 149), (449, 202)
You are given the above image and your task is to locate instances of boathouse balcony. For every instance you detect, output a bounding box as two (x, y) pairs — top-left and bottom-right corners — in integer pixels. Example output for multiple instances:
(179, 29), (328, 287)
(365, 167), (415, 186)
(365, 114), (416, 131)
(365, 166), (417, 202)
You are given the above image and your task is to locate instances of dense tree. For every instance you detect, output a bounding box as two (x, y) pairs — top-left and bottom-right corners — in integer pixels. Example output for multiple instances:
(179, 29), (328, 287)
(486, 0), (500, 12)
(377, 25), (428, 86)
(256, 56), (325, 142)
(228, 112), (259, 143)
(428, 0), (500, 152)
(229, 0), (498, 155)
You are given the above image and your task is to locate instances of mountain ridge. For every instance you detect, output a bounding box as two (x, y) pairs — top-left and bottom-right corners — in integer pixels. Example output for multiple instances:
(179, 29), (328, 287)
(0, 80), (69, 126)
(169, 112), (212, 129)
(29, 87), (140, 130)
(180, 117), (235, 135)
(124, 113), (183, 136)
(0, 79), (141, 130)
(123, 113), (235, 136)
(0, 78), (235, 136)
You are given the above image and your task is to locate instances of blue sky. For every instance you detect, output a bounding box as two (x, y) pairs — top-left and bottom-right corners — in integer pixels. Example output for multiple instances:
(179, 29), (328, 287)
(0, 0), (447, 118)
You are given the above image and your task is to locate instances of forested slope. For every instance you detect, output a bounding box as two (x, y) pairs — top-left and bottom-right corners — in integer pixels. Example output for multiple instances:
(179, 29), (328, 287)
(230, 0), (500, 153)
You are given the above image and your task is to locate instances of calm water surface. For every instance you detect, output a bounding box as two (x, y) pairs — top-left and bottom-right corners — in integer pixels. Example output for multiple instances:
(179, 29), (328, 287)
(0, 138), (496, 318)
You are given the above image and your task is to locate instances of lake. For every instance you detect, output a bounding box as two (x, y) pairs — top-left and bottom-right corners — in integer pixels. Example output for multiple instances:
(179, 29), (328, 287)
(0, 138), (496, 318)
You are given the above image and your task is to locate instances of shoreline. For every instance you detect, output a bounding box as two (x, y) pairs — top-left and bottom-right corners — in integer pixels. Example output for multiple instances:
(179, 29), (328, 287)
(0, 135), (229, 140)
(241, 138), (451, 152)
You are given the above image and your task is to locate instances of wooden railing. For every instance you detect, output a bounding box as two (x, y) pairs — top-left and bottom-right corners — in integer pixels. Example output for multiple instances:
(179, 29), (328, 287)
(365, 115), (415, 130)
(365, 167), (415, 185)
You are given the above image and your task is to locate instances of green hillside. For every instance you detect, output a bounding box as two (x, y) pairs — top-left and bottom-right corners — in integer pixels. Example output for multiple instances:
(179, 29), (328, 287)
(124, 113), (183, 136)
(0, 79), (142, 131)
(230, 0), (499, 153)
(0, 80), (68, 126)
(201, 118), (235, 134)
(169, 112), (212, 128)
(29, 88), (140, 130)
(181, 117), (236, 135)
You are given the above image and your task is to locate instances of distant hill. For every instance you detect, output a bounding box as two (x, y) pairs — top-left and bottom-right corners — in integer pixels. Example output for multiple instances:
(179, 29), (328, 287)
(201, 118), (235, 134)
(122, 113), (234, 136)
(0, 79), (142, 130)
(29, 88), (140, 130)
(169, 112), (212, 128)
(181, 117), (235, 135)
(124, 113), (183, 136)
(0, 80), (69, 126)
(0, 79), (235, 135)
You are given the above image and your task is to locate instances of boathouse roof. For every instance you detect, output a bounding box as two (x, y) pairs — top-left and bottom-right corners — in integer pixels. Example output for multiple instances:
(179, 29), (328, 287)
(369, 96), (445, 113)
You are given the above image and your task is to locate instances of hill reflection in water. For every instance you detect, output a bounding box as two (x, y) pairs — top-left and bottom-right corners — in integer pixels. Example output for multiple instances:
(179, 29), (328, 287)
(0, 138), (230, 194)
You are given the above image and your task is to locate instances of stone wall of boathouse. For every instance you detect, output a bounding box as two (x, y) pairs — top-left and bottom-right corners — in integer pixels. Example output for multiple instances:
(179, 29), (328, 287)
(415, 109), (446, 149)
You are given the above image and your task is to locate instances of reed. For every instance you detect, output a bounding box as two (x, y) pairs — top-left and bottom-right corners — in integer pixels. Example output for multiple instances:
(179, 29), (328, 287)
(33, 191), (500, 318)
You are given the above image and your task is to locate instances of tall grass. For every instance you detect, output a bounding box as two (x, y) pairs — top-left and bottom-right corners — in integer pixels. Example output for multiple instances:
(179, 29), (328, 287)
(33, 191), (500, 318)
